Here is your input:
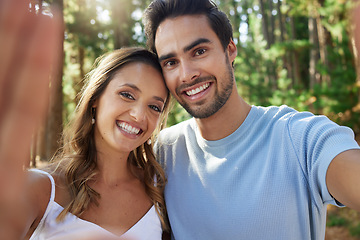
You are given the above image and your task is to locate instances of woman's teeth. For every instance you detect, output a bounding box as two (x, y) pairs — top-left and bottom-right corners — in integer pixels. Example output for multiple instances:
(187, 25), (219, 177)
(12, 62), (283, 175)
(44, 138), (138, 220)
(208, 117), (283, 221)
(117, 122), (140, 134)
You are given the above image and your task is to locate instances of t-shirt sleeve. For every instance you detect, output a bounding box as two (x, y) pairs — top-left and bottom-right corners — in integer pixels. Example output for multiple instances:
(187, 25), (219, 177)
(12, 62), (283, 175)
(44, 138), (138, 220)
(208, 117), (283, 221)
(288, 112), (360, 207)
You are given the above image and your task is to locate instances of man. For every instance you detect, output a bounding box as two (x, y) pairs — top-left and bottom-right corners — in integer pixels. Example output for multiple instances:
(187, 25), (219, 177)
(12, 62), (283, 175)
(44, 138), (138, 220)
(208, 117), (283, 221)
(143, 0), (360, 239)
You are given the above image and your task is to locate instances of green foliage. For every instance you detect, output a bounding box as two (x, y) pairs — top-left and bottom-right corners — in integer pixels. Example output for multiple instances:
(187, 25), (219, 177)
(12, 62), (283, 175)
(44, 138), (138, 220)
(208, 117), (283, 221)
(60, 0), (360, 138)
(228, 0), (359, 137)
(166, 101), (191, 127)
(327, 207), (360, 238)
(327, 213), (347, 227)
(350, 223), (360, 237)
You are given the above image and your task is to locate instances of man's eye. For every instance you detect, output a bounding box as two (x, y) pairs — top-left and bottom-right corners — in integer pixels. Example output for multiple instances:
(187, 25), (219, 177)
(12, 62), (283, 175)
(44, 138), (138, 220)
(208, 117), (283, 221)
(164, 60), (176, 67)
(195, 49), (206, 56)
(149, 105), (162, 113)
(119, 92), (134, 100)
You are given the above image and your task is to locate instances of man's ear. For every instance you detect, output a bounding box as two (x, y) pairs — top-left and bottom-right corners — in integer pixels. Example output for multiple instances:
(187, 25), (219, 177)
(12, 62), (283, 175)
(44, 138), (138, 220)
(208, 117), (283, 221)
(227, 39), (237, 63)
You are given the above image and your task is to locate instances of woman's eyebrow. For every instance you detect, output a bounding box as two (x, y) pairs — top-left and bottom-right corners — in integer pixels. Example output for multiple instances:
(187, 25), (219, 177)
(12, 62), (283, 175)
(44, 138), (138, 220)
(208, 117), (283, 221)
(119, 83), (141, 92)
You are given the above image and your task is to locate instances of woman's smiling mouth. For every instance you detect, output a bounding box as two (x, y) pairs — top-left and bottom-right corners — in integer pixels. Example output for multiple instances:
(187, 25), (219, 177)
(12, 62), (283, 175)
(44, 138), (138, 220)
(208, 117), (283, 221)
(116, 121), (142, 135)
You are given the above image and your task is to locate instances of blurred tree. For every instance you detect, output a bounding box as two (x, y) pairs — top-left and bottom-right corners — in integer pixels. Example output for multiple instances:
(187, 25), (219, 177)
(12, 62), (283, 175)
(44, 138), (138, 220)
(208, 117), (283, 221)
(110, 0), (135, 49)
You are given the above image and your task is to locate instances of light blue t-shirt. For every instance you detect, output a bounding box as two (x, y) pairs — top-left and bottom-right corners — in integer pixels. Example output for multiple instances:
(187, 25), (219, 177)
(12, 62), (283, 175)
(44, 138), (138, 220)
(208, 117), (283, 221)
(155, 105), (360, 240)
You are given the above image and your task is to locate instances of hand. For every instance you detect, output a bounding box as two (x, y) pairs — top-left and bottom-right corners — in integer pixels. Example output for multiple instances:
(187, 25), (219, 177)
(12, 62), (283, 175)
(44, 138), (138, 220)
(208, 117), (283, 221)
(0, 0), (62, 238)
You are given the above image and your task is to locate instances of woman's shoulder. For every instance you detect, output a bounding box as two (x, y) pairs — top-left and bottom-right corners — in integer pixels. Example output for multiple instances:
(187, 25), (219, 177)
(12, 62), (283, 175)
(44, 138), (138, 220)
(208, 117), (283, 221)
(25, 169), (54, 237)
(27, 168), (53, 199)
(27, 168), (57, 206)
(27, 167), (68, 208)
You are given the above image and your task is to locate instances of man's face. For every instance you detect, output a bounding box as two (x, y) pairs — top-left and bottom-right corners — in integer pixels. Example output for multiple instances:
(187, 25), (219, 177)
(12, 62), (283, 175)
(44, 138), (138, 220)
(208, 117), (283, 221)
(154, 14), (237, 119)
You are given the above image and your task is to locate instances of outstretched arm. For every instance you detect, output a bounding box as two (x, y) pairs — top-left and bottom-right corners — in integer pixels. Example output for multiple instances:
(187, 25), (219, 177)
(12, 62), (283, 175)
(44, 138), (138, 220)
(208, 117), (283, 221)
(326, 2), (360, 212)
(0, 0), (62, 238)
(327, 149), (360, 211)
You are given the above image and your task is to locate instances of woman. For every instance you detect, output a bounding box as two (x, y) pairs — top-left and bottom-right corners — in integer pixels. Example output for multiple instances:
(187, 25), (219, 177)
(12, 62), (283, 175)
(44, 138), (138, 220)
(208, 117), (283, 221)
(0, 46), (171, 239)
(22, 47), (171, 239)
(0, 1), (171, 238)
(0, 1), (172, 239)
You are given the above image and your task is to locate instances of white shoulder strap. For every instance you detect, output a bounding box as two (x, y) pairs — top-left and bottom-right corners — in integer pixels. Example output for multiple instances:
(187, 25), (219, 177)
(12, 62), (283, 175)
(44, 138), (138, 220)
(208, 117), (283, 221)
(29, 168), (56, 203)
(28, 168), (56, 238)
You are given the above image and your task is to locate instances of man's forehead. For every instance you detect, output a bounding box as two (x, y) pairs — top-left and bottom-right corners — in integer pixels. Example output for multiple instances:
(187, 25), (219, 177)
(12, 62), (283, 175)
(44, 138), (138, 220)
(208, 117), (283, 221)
(154, 15), (212, 55)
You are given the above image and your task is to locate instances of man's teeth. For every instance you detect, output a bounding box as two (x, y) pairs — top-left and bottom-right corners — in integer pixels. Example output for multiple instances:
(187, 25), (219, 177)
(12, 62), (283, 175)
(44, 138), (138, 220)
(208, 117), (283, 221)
(186, 83), (210, 96)
(118, 122), (140, 134)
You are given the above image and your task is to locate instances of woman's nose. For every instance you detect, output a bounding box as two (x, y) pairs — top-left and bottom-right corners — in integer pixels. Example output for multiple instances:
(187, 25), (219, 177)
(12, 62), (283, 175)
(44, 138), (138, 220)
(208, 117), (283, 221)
(129, 104), (146, 122)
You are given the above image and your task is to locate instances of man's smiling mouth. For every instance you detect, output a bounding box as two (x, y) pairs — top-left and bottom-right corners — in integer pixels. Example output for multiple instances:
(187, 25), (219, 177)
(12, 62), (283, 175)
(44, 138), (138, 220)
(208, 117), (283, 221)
(185, 82), (210, 96)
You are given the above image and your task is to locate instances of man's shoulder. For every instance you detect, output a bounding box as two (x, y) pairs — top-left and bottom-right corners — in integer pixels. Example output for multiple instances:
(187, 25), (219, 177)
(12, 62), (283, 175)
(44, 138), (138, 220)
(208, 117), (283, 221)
(254, 105), (345, 140)
(250, 105), (300, 126)
(253, 105), (297, 117)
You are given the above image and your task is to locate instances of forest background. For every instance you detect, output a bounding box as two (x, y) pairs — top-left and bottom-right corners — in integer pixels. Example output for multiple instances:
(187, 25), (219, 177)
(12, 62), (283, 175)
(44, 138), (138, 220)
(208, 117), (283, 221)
(28, 0), (360, 238)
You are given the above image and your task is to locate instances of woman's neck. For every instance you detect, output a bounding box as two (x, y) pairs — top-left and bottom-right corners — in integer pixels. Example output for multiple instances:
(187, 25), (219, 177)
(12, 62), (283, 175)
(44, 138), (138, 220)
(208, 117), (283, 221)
(95, 150), (135, 187)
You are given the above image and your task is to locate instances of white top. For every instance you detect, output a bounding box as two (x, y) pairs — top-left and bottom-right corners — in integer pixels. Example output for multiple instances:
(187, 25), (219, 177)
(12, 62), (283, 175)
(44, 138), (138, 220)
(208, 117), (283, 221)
(29, 169), (162, 240)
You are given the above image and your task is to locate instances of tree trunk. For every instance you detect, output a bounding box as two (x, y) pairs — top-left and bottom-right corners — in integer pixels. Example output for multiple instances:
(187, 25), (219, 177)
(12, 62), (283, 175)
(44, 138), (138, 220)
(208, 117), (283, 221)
(316, 16), (330, 85)
(36, 124), (46, 161)
(309, 17), (320, 89)
(268, 0), (275, 45)
(259, 0), (271, 49)
(277, 0), (285, 43)
(278, 0), (292, 84)
(78, 46), (85, 86)
(232, 0), (242, 49)
(111, 0), (134, 49)
(243, 0), (252, 41)
(352, 2), (360, 104)
(290, 16), (301, 87)
(43, 0), (64, 161)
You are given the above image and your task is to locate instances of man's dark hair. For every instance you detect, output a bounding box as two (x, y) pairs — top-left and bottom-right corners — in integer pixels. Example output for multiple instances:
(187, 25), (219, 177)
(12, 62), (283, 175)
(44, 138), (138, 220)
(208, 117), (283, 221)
(143, 0), (233, 54)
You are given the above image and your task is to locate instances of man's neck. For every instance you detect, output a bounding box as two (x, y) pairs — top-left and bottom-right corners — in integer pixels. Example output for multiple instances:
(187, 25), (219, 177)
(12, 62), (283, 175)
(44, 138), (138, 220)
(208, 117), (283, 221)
(195, 90), (251, 141)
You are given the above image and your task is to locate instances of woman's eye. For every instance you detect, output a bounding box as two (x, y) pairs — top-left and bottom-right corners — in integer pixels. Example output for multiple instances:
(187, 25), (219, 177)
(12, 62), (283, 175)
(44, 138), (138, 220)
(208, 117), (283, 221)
(149, 105), (162, 113)
(119, 92), (134, 100)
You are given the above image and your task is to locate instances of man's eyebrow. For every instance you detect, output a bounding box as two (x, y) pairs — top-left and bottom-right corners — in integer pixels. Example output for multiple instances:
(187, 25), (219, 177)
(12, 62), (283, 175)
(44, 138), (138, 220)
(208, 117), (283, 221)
(183, 38), (211, 53)
(158, 53), (175, 63)
(158, 38), (211, 63)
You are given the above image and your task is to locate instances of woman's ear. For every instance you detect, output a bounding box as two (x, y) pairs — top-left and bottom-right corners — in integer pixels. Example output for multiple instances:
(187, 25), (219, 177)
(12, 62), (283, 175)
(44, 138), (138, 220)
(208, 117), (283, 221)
(92, 100), (98, 108)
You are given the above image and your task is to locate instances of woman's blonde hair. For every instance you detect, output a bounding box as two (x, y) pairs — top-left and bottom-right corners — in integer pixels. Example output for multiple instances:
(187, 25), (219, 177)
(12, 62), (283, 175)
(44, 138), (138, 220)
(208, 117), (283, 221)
(51, 47), (171, 230)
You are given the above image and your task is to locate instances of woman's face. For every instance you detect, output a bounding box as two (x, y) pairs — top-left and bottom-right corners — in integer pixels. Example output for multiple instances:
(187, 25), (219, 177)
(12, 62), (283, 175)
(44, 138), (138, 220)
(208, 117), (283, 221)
(93, 62), (168, 155)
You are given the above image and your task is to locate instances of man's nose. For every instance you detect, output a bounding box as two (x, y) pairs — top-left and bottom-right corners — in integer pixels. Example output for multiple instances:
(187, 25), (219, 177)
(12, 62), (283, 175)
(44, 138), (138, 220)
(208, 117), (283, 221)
(179, 61), (200, 83)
